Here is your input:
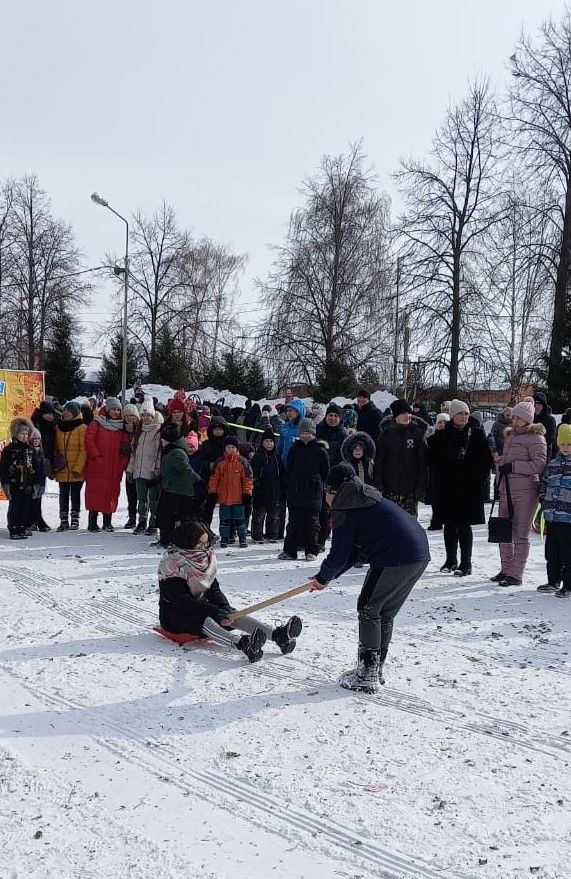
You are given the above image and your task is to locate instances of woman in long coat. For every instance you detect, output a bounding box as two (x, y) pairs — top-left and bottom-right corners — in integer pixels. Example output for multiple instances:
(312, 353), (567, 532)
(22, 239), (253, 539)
(427, 399), (494, 576)
(492, 397), (547, 587)
(85, 396), (131, 532)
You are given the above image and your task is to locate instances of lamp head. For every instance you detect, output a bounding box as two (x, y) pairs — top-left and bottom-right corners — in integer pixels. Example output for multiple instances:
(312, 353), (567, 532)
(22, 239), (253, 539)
(91, 192), (109, 207)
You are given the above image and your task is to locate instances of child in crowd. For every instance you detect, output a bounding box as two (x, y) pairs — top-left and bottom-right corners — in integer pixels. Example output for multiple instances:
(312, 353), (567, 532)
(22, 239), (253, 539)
(28, 428), (50, 532)
(128, 399), (162, 536)
(200, 416), (229, 525)
(156, 423), (202, 547)
(251, 428), (287, 542)
(537, 423), (571, 598)
(208, 437), (253, 548)
(158, 520), (302, 661)
(279, 418), (329, 562)
(54, 400), (87, 531)
(342, 431), (376, 484)
(0, 418), (37, 539)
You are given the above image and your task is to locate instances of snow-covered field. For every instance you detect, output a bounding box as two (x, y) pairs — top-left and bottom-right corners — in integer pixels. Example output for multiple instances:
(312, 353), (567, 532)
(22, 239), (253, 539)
(1, 491), (569, 879)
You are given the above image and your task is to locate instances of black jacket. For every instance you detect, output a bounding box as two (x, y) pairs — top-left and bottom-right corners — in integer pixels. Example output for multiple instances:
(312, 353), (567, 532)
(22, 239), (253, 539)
(159, 576), (234, 634)
(315, 420), (348, 466)
(0, 439), (37, 493)
(374, 419), (427, 499)
(286, 438), (330, 510)
(199, 417), (229, 481)
(251, 447), (287, 506)
(533, 393), (557, 459)
(31, 405), (57, 469)
(427, 422), (493, 525)
(356, 400), (382, 444)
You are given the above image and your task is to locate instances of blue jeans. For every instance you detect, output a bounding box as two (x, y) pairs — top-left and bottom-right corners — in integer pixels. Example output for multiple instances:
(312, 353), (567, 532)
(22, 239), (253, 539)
(219, 504), (246, 542)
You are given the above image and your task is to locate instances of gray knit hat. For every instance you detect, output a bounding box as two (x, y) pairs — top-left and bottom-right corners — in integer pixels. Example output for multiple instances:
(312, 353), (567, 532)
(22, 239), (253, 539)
(298, 417), (316, 435)
(449, 399), (470, 419)
(105, 396), (121, 412)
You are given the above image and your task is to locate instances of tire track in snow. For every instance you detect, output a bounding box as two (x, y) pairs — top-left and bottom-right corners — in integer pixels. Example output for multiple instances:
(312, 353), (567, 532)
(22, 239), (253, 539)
(5, 565), (570, 761)
(0, 666), (471, 879)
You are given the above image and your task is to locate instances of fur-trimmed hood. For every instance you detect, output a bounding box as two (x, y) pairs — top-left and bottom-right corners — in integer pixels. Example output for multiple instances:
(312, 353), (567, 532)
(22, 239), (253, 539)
(342, 431), (376, 461)
(504, 422), (546, 438)
(10, 417), (34, 438)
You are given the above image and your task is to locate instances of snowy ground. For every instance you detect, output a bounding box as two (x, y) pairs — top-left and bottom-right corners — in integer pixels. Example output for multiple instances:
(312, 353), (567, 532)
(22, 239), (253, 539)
(0, 491), (569, 879)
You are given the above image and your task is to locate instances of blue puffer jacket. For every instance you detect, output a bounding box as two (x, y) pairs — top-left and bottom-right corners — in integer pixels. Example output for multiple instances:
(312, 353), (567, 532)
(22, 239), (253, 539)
(276, 398), (305, 466)
(539, 452), (571, 523)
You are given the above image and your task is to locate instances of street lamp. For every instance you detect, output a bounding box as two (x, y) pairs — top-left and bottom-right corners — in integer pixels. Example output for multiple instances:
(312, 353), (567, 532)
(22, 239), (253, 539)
(90, 192), (130, 404)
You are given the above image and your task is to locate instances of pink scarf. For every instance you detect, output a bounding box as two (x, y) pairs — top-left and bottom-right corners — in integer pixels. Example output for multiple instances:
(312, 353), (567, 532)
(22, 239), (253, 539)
(158, 546), (217, 597)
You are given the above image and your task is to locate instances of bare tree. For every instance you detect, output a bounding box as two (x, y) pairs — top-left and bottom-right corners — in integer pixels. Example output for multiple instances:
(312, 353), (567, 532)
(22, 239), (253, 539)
(105, 202), (245, 382)
(509, 10), (571, 406)
(258, 144), (392, 392)
(396, 81), (503, 395)
(479, 189), (554, 399)
(1, 175), (89, 369)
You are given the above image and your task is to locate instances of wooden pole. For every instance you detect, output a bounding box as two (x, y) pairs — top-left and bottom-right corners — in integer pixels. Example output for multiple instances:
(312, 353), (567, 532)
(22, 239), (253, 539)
(228, 583), (313, 622)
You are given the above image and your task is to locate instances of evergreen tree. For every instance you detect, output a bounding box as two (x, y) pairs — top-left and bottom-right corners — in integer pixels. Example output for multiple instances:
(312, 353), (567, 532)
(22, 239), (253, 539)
(198, 349), (271, 398)
(147, 328), (188, 388)
(245, 356), (271, 399)
(313, 356), (356, 402)
(43, 309), (84, 403)
(98, 332), (139, 396)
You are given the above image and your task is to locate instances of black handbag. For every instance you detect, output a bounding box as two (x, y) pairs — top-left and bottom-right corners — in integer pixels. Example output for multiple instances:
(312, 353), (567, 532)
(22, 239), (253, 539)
(488, 473), (513, 544)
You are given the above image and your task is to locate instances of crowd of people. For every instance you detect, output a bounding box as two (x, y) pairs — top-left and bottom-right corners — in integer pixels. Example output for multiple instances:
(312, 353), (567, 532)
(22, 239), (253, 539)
(1, 386), (569, 601)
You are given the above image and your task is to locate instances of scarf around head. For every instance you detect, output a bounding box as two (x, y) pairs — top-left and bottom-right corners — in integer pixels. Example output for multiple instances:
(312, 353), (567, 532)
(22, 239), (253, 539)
(158, 545), (217, 597)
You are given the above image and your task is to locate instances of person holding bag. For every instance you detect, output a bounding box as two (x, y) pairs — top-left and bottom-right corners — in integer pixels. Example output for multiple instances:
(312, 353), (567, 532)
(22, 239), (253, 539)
(490, 397), (547, 587)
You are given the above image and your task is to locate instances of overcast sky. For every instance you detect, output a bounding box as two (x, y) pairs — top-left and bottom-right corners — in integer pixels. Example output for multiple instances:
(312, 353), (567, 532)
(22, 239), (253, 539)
(2, 0), (568, 354)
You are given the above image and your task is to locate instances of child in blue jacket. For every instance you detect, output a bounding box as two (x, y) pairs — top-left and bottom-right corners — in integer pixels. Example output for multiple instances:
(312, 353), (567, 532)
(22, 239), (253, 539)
(538, 423), (571, 597)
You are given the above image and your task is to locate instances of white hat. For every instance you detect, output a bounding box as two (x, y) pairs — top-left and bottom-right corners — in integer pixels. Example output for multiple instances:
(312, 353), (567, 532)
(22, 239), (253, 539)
(449, 399), (470, 419)
(140, 400), (155, 417)
(436, 412), (450, 423)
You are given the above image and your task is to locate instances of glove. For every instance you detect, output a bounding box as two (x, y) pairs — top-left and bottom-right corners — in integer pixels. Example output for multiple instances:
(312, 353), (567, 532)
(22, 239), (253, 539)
(498, 463), (512, 477)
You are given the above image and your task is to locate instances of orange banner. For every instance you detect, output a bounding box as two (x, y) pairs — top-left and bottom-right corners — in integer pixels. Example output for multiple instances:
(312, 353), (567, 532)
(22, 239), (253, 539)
(0, 370), (45, 500)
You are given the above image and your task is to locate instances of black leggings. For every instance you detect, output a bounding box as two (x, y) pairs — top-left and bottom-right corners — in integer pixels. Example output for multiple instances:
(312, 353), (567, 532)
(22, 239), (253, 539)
(443, 522), (473, 569)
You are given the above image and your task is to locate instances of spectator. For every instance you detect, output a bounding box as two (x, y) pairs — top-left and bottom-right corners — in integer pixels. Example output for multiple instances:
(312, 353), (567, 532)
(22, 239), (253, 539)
(374, 400), (427, 518)
(427, 399), (494, 576)
(488, 407), (512, 456)
(533, 392), (557, 459)
(355, 389), (382, 445)
(54, 401), (87, 532)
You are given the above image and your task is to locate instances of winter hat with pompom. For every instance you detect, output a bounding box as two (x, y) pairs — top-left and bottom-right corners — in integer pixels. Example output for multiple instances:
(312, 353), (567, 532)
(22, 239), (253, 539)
(511, 396), (535, 425)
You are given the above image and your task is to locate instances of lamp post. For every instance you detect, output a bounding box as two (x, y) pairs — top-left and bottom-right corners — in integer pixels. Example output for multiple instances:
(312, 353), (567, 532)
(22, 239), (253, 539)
(90, 192), (129, 404)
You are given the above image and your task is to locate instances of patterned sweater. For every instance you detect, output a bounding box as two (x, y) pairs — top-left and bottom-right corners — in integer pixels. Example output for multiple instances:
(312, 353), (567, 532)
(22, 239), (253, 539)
(539, 453), (571, 524)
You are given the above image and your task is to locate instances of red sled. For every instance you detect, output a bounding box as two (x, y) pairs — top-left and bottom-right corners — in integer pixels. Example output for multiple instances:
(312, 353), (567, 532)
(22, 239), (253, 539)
(153, 626), (205, 645)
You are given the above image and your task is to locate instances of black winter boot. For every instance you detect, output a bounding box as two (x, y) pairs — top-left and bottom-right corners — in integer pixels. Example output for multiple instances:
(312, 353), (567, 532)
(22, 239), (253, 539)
(70, 511), (80, 531)
(272, 616), (302, 655)
(123, 516), (136, 529)
(102, 514), (114, 533)
(236, 627), (267, 663)
(133, 517), (147, 535)
(88, 512), (101, 533)
(57, 514), (69, 533)
(339, 647), (381, 694)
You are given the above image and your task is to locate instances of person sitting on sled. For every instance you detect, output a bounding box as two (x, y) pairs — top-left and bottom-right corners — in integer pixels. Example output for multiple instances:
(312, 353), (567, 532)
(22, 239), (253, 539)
(158, 519), (302, 663)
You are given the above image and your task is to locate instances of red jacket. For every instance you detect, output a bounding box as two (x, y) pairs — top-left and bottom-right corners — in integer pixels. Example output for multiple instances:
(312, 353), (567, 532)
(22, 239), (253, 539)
(208, 452), (253, 505)
(85, 417), (131, 514)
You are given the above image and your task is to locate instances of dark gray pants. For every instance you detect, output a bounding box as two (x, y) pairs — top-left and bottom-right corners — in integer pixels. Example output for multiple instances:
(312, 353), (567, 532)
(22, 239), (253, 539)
(357, 561), (428, 660)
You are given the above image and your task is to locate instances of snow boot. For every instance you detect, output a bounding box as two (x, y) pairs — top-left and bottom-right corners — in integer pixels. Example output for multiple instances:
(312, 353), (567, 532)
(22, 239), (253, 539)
(88, 512), (101, 533)
(133, 518), (147, 535)
(38, 519), (51, 532)
(57, 515), (69, 532)
(70, 512), (80, 531)
(272, 616), (302, 655)
(145, 516), (157, 536)
(537, 582), (560, 593)
(490, 571), (507, 582)
(9, 529), (27, 540)
(102, 514), (114, 533)
(339, 648), (381, 695)
(237, 627), (267, 663)
(499, 575), (521, 587)
(278, 551), (297, 561)
(239, 537), (248, 548)
(123, 515), (136, 529)
(440, 562), (457, 573)
(554, 587), (570, 599)
(454, 565), (472, 577)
